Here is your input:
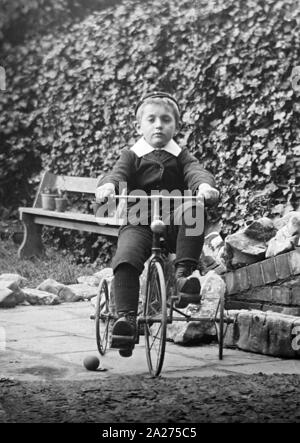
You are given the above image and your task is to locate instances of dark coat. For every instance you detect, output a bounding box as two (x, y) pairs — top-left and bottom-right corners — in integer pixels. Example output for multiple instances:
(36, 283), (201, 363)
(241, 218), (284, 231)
(98, 147), (216, 196)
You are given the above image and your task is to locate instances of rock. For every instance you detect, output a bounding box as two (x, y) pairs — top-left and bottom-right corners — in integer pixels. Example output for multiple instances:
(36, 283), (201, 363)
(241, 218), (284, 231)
(167, 271), (226, 344)
(200, 270), (227, 315)
(23, 288), (60, 305)
(67, 284), (98, 300)
(0, 287), (17, 308)
(93, 268), (114, 281)
(273, 211), (300, 230)
(224, 217), (280, 269)
(0, 274), (26, 306)
(37, 278), (81, 302)
(266, 237), (294, 258)
(0, 273), (27, 289)
(274, 214), (300, 242)
(225, 230), (267, 268)
(59, 286), (81, 303)
(265, 213), (300, 257)
(286, 212), (300, 233)
(77, 275), (100, 287)
(244, 217), (277, 241)
(224, 218), (280, 268)
(18, 300), (31, 306)
(168, 314), (215, 344)
(201, 232), (227, 275)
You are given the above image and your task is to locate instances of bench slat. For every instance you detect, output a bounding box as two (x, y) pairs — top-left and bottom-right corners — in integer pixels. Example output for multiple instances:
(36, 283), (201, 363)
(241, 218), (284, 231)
(33, 171), (100, 208)
(33, 215), (119, 237)
(19, 207), (123, 226)
(55, 175), (99, 194)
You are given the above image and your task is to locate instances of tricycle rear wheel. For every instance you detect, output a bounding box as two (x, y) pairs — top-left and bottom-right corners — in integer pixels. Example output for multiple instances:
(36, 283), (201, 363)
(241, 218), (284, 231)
(95, 278), (111, 356)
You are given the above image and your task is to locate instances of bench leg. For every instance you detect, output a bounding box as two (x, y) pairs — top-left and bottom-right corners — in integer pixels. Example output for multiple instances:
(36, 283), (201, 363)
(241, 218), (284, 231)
(18, 214), (45, 259)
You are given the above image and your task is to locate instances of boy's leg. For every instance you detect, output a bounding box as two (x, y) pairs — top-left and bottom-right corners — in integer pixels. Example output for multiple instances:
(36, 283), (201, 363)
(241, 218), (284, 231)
(110, 225), (152, 355)
(168, 200), (205, 308)
(112, 224), (152, 312)
(113, 263), (140, 313)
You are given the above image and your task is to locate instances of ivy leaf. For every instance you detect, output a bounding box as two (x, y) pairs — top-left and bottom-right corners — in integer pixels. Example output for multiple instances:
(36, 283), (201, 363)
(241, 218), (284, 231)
(252, 129), (269, 138)
(275, 153), (286, 167)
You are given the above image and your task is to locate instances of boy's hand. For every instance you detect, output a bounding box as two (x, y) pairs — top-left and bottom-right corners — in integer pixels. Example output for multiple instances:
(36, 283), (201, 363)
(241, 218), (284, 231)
(197, 183), (219, 204)
(95, 183), (115, 202)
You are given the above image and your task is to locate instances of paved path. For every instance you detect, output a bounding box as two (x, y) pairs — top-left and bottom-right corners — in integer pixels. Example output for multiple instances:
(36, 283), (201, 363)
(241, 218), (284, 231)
(1, 302), (300, 381)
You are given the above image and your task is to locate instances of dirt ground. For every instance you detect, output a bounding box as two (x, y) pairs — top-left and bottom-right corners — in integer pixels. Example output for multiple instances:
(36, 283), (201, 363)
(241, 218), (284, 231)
(1, 302), (300, 424)
(1, 373), (300, 423)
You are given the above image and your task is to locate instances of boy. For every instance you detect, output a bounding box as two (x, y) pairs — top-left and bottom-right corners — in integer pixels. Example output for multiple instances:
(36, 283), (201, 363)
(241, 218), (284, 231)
(95, 91), (219, 356)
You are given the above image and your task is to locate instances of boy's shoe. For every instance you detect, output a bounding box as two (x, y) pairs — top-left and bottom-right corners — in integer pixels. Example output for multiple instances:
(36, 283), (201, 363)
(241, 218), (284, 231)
(110, 311), (137, 353)
(119, 348), (133, 358)
(175, 262), (201, 309)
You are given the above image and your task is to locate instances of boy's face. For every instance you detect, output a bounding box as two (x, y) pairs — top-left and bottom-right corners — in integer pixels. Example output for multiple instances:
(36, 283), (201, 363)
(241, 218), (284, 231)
(136, 103), (177, 148)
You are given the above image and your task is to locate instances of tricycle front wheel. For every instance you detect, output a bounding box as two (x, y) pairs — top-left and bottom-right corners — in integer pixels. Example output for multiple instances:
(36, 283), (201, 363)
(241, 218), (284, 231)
(144, 260), (167, 377)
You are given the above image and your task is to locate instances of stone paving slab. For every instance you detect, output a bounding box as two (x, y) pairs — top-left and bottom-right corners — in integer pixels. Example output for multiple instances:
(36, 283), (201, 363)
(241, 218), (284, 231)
(5, 335), (95, 355)
(1, 302), (300, 381)
(4, 320), (95, 339)
(5, 325), (66, 341)
(0, 305), (85, 323)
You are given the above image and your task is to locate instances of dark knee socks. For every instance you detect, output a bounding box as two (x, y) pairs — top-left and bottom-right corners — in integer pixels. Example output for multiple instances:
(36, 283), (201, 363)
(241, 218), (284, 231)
(114, 263), (140, 314)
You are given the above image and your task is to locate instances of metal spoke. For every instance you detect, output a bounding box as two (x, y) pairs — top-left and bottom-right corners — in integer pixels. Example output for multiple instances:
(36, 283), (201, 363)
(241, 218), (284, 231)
(149, 324), (162, 352)
(95, 278), (110, 356)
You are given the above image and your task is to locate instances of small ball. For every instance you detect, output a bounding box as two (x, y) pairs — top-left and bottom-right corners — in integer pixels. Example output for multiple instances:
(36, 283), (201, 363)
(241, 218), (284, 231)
(83, 355), (100, 371)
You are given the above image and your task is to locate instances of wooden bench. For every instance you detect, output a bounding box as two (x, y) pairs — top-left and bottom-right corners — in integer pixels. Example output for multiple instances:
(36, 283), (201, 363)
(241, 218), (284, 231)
(18, 171), (123, 259)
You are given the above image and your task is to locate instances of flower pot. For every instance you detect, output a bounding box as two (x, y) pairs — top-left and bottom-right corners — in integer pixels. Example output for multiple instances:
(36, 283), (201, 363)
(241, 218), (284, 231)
(41, 194), (56, 210)
(55, 197), (67, 212)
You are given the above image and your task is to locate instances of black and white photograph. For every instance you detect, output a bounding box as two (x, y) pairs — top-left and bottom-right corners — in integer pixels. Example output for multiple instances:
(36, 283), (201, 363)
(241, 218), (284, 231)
(0, 0), (300, 425)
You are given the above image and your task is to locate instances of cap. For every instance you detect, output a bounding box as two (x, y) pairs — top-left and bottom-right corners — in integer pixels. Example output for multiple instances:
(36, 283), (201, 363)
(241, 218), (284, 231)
(135, 91), (180, 116)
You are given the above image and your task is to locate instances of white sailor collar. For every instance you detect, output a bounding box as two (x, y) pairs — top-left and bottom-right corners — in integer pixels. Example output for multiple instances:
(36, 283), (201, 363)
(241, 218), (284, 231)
(130, 137), (181, 158)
